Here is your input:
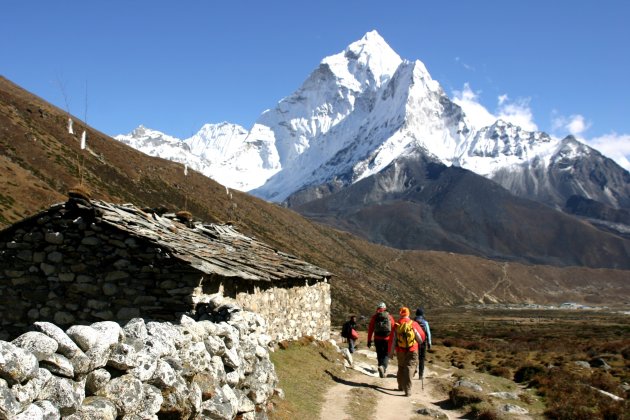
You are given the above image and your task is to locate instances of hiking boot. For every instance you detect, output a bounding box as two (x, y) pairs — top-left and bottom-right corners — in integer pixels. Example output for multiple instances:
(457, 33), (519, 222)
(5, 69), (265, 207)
(404, 391), (410, 397)
(378, 366), (384, 378)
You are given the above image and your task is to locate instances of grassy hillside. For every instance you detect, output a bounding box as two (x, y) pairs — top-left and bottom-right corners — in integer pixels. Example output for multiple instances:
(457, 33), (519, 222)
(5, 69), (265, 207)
(1, 76), (629, 322)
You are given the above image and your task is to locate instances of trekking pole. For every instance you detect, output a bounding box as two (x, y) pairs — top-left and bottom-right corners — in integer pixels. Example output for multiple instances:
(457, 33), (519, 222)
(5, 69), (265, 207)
(421, 376), (424, 390)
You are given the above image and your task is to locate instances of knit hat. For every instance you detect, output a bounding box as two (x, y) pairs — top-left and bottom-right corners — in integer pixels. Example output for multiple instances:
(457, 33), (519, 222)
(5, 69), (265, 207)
(399, 307), (410, 317)
(416, 307), (424, 317)
(377, 302), (386, 309)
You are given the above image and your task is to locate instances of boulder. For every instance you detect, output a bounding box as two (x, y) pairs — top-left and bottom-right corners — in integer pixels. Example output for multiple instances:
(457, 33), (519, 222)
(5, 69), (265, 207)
(0, 378), (21, 419)
(66, 396), (118, 420)
(0, 341), (39, 385)
(65, 325), (100, 353)
(33, 400), (60, 420)
(13, 403), (43, 419)
(38, 376), (84, 416)
(95, 374), (144, 416)
(86, 369), (111, 395)
(12, 332), (58, 361)
(39, 353), (74, 378)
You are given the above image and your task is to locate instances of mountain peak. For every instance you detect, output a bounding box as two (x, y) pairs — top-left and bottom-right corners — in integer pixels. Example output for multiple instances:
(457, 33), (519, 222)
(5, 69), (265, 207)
(322, 30), (402, 90)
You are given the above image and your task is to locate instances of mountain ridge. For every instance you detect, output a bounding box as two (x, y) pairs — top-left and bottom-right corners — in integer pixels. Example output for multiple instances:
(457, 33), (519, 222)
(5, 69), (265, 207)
(1, 75), (629, 320)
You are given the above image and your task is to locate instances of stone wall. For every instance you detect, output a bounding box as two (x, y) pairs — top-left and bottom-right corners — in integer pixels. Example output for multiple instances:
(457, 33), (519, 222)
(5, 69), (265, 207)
(0, 298), (278, 419)
(0, 203), (331, 343)
(231, 281), (331, 342)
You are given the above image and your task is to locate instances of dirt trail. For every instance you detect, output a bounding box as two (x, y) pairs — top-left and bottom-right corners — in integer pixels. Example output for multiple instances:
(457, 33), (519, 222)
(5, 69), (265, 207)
(320, 352), (461, 420)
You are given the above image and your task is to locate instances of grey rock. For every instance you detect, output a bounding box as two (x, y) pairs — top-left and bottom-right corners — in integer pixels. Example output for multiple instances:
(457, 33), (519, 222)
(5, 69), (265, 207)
(39, 353), (74, 378)
(108, 343), (139, 370)
(33, 400), (60, 420)
(179, 341), (212, 375)
(198, 386), (237, 420)
(122, 318), (147, 341)
(38, 376), (84, 416)
(67, 396), (118, 420)
(149, 359), (178, 388)
(66, 325), (99, 352)
(489, 391), (520, 400)
(500, 404), (529, 414)
(13, 403), (43, 419)
(32, 322), (81, 358)
(39, 263), (55, 276)
(95, 374), (144, 416)
(235, 389), (256, 413)
(454, 379), (483, 392)
(85, 343), (113, 371)
(69, 351), (92, 376)
(135, 384), (163, 418)
(45, 232), (64, 245)
(0, 378), (21, 419)
(574, 360), (591, 369)
(52, 311), (75, 326)
(11, 368), (52, 406)
(204, 335), (226, 356)
(86, 369), (111, 395)
(90, 321), (123, 347)
(116, 307), (139, 320)
(102, 283), (118, 296)
(128, 351), (157, 382)
(12, 331), (59, 361)
(47, 252), (63, 263)
(0, 341), (39, 385)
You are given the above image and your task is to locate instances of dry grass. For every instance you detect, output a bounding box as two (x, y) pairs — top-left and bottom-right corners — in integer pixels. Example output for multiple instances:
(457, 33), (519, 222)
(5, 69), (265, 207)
(268, 337), (348, 419)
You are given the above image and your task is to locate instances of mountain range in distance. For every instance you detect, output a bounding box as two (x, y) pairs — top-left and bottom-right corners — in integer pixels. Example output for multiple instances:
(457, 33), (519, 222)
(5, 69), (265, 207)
(115, 31), (630, 269)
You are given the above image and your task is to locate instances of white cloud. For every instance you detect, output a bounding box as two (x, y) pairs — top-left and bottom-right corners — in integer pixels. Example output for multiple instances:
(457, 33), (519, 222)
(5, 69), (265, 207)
(586, 132), (630, 170)
(452, 83), (537, 131)
(551, 113), (591, 136)
(452, 83), (496, 129)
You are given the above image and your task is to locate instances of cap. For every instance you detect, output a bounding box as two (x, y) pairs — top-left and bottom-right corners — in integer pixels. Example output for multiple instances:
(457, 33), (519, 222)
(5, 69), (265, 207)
(377, 302), (386, 309)
(416, 307), (424, 317)
(399, 307), (410, 317)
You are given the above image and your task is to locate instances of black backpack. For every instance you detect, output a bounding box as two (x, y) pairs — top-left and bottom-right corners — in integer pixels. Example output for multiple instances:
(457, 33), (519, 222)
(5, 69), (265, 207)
(374, 311), (391, 336)
(341, 321), (351, 338)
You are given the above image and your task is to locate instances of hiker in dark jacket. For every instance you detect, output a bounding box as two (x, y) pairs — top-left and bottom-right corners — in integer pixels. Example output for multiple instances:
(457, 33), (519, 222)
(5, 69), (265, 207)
(414, 307), (432, 379)
(341, 315), (358, 353)
(367, 302), (395, 377)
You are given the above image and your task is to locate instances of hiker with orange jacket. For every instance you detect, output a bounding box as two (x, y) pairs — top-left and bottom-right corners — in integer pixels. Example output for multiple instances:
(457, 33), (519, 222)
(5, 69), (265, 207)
(367, 302), (396, 378)
(389, 307), (426, 397)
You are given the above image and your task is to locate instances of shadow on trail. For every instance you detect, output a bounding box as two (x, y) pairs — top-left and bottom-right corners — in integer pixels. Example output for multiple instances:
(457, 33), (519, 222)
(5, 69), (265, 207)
(324, 370), (401, 396)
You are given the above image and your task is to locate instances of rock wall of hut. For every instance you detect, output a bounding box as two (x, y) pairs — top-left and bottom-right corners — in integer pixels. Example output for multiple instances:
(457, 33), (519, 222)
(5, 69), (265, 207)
(0, 205), (331, 343)
(206, 280), (331, 342)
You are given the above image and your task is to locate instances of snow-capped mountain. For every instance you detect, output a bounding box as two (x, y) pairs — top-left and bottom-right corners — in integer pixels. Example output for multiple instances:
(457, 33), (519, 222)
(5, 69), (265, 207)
(115, 30), (629, 213)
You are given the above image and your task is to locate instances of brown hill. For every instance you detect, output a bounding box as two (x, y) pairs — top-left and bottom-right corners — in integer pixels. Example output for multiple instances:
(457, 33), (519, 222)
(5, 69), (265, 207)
(1, 76), (629, 321)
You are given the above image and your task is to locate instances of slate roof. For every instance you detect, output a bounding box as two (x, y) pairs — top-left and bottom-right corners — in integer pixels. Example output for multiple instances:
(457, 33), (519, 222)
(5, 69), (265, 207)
(3, 198), (332, 283)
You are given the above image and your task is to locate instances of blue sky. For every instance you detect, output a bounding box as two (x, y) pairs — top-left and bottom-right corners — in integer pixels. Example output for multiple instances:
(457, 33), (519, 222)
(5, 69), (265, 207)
(2, 1), (630, 167)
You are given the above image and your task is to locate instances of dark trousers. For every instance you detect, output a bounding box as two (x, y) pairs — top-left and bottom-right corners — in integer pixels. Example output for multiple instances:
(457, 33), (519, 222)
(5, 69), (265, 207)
(375, 339), (389, 371)
(348, 338), (356, 353)
(418, 341), (427, 378)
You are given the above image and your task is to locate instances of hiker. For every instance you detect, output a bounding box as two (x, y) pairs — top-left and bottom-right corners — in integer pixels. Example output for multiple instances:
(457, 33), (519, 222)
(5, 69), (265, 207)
(389, 307), (425, 397)
(414, 307), (432, 380)
(341, 315), (358, 353)
(367, 302), (395, 378)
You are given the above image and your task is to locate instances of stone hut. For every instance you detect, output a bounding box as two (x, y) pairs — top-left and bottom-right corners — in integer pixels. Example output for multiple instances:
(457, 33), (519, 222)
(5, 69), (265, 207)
(0, 197), (332, 341)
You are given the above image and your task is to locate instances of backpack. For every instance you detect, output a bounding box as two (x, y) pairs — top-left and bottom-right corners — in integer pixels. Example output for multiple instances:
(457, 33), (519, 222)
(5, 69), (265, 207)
(396, 320), (417, 349)
(374, 311), (391, 336)
(341, 321), (351, 339)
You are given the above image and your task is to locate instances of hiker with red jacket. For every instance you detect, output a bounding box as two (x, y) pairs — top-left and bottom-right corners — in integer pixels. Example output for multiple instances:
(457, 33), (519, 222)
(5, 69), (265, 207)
(389, 307), (426, 397)
(367, 302), (395, 378)
(341, 315), (358, 353)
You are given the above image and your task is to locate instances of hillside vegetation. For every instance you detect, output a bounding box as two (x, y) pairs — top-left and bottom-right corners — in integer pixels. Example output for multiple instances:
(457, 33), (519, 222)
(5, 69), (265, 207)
(1, 76), (629, 321)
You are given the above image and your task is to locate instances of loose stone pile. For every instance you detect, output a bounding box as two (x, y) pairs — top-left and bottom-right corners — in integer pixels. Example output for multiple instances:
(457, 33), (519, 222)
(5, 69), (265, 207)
(0, 298), (279, 419)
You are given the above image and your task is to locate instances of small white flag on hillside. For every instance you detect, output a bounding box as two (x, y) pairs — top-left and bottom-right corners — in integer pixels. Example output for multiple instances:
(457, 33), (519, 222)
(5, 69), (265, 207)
(225, 186), (229, 195)
(184, 164), (188, 176)
(68, 118), (74, 134)
(80, 131), (87, 150)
